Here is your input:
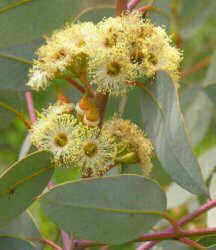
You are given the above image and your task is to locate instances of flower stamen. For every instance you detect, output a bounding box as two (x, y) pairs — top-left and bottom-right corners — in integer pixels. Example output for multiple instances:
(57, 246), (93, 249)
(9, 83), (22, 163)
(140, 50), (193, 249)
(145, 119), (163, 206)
(54, 133), (68, 147)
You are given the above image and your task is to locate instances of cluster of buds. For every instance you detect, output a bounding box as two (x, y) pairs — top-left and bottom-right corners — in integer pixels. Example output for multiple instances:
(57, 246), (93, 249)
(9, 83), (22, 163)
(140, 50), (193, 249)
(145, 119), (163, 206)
(76, 96), (100, 127)
(30, 103), (153, 177)
(27, 11), (182, 96)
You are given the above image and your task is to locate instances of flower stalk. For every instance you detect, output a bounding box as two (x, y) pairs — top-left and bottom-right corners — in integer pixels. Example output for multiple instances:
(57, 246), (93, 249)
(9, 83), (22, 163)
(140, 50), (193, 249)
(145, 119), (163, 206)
(138, 199), (216, 249)
(25, 91), (37, 123)
(127, 0), (141, 10)
(65, 77), (86, 94)
(116, 0), (128, 16)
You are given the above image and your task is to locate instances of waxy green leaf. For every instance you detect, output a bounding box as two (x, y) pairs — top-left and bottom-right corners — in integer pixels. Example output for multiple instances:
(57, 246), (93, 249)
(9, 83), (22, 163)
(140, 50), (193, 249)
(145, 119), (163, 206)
(140, 71), (207, 196)
(0, 0), (115, 48)
(41, 175), (166, 244)
(0, 236), (35, 250)
(0, 212), (42, 249)
(0, 151), (53, 227)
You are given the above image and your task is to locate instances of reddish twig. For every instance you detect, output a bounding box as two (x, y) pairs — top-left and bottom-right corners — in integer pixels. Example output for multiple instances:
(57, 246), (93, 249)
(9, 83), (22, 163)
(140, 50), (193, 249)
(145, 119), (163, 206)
(25, 91), (37, 123)
(116, 0), (127, 16)
(71, 228), (216, 248)
(180, 238), (206, 250)
(137, 241), (155, 250)
(182, 56), (211, 79)
(61, 231), (72, 250)
(79, 73), (95, 97)
(65, 77), (86, 94)
(127, 0), (141, 10)
(138, 199), (216, 249)
(137, 228), (216, 242)
(176, 199), (216, 227)
(138, 5), (153, 14)
(30, 238), (62, 250)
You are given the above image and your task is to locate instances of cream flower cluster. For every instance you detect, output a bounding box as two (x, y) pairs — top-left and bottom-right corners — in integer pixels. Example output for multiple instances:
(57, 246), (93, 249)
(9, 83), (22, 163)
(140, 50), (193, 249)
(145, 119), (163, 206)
(30, 103), (153, 176)
(27, 11), (182, 95)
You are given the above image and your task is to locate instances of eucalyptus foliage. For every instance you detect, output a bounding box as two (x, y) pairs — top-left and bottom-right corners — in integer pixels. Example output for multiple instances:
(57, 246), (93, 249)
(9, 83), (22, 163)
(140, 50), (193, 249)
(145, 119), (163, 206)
(0, 1), (216, 250)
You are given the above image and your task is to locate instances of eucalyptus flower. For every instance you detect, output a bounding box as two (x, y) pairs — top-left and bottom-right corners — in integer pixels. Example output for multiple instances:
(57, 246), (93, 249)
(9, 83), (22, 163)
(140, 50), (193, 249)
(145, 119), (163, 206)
(102, 117), (153, 175)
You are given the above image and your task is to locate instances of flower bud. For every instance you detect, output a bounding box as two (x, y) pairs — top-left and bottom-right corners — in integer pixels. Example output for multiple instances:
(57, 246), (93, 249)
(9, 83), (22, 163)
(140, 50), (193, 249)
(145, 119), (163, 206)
(76, 95), (95, 116)
(83, 108), (100, 127)
(115, 152), (139, 164)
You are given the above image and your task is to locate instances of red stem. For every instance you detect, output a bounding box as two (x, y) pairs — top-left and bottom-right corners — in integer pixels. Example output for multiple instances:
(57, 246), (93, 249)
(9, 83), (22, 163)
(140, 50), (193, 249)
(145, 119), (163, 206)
(177, 199), (216, 227)
(65, 77), (86, 94)
(127, 0), (141, 10)
(61, 231), (72, 250)
(72, 228), (216, 248)
(180, 238), (206, 250)
(137, 228), (216, 241)
(32, 238), (62, 250)
(138, 5), (153, 14)
(116, 0), (128, 16)
(25, 91), (37, 123)
(138, 199), (216, 249)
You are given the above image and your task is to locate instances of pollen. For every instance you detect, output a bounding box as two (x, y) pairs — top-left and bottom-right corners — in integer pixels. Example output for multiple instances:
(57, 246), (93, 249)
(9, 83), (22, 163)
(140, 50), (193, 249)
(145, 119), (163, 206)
(54, 133), (68, 147)
(107, 61), (121, 76)
(83, 142), (98, 157)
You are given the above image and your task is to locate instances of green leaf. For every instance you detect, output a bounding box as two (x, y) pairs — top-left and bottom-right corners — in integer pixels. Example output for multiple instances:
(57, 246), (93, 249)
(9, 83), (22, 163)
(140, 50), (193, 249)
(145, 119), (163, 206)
(123, 88), (143, 127)
(204, 84), (216, 103)
(203, 51), (216, 87)
(52, 167), (81, 184)
(150, 0), (170, 30)
(203, 51), (216, 104)
(181, 51), (216, 146)
(0, 151), (53, 227)
(0, 0), (115, 48)
(0, 39), (41, 90)
(150, 157), (172, 188)
(41, 175), (167, 244)
(199, 147), (216, 181)
(140, 71), (208, 196)
(0, 236), (35, 250)
(30, 201), (59, 248)
(181, 88), (213, 147)
(197, 235), (216, 248)
(180, 0), (216, 39)
(180, 86), (201, 112)
(0, 212), (42, 249)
